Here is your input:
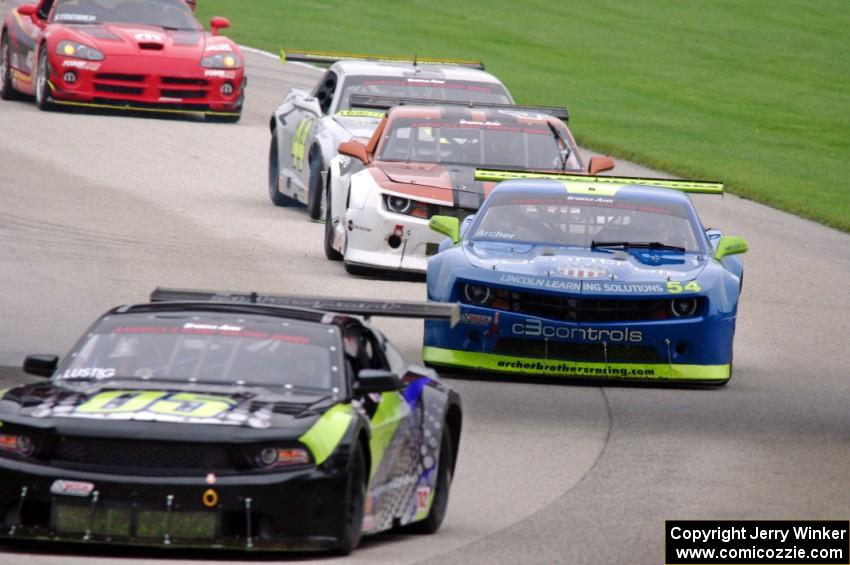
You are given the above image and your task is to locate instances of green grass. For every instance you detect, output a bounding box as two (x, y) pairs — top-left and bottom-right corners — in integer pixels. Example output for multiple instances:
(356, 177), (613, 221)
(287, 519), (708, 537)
(198, 0), (850, 232)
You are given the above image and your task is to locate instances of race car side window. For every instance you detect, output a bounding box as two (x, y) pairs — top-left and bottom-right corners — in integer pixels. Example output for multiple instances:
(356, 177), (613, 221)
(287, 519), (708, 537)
(38, 0), (55, 19)
(375, 331), (406, 375)
(312, 70), (338, 115)
(343, 326), (390, 375)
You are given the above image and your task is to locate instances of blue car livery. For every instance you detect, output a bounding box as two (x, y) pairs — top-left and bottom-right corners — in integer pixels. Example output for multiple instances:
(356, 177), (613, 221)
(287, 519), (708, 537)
(423, 170), (748, 385)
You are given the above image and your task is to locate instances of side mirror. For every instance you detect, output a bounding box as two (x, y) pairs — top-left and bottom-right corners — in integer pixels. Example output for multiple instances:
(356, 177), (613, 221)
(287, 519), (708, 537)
(429, 215), (460, 245)
(17, 4), (38, 19)
(714, 235), (748, 260)
(23, 354), (59, 378)
(210, 16), (230, 36)
(588, 156), (615, 175)
(354, 369), (402, 394)
(338, 141), (370, 164)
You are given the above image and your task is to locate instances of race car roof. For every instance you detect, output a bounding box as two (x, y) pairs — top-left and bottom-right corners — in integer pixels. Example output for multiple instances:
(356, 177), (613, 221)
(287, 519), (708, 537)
(332, 60), (505, 85)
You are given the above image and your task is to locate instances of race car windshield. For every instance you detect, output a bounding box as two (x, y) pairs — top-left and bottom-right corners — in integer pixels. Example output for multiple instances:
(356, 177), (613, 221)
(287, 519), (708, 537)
(377, 117), (582, 171)
(52, 0), (201, 30)
(340, 77), (511, 109)
(471, 194), (702, 251)
(55, 314), (342, 391)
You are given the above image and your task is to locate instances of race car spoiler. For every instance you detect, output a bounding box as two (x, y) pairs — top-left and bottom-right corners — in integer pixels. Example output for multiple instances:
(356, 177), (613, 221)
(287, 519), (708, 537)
(474, 169), (724, 194)
(281, 49), (485, 70)
(150, 287), (459, 325)
(348, 95), (569, 123)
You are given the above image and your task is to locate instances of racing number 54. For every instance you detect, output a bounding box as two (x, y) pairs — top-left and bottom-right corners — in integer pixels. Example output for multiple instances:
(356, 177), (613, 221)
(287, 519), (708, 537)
(667, 281), (702, 293)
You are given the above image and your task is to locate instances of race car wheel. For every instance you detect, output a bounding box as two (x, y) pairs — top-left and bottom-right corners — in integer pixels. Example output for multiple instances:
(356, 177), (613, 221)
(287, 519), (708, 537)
(410, 425), (454, 534)
(324, 180), (343, 261)
(307, 150), (324, 220)
(0, 32), (20, 101)
(35, 46), (54, 111)
(335, 442), (366, 555)
(268, 135), (297, 207)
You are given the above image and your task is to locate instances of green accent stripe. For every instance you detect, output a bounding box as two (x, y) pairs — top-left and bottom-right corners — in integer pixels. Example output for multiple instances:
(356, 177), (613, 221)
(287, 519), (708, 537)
(299, 404), (354, 466)
(368, 392), (404, 480)
(52, 100), (240, 117)
(423, 346), (730, 382)
(474, 169), (724, 194)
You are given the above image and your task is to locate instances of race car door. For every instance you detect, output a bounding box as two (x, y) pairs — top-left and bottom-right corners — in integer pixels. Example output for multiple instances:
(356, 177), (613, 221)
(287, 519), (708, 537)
(277, 69), (337, 196)
(7, 0), (51, 83)
(346, 326), (416, 531)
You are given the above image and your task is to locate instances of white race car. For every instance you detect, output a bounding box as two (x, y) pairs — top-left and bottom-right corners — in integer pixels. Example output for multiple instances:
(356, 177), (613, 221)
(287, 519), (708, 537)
(324, 98), (616, 275)
(268, 50), (514, 219)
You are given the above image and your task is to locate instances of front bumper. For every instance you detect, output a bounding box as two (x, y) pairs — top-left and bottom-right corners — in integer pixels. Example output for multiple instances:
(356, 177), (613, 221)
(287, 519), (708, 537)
(47, 55), (244, 116)
(344, 201), (441, 273)
(423, 304), (735, 383)
(0, 457), (346, 551)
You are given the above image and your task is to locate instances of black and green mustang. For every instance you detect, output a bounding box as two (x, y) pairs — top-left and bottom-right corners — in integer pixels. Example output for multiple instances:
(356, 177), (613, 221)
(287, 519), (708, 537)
(0, 288), (462, 554)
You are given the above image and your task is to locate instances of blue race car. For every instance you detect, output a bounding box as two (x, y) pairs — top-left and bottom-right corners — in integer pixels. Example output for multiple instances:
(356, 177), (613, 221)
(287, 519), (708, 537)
(422, 169), (748, 385)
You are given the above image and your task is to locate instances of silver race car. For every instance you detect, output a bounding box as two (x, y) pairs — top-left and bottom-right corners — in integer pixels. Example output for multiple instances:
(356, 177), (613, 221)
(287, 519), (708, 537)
(268, 50), (514, 219)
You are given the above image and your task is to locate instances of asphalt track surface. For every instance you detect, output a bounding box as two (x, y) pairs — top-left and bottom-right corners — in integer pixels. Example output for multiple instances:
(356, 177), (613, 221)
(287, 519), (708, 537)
(1, 9), (850, 564)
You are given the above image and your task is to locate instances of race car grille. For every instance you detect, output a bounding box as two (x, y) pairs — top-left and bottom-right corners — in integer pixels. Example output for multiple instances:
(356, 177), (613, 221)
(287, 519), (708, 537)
(160, 89), (208, 99)
(95, 73), (145, 82)
(95, 84), (144, 95)
(50, 437), (235, 473)
(162, 77), (208, 86)
(460, 283), (703, 322)
(494, 338), (662, 363)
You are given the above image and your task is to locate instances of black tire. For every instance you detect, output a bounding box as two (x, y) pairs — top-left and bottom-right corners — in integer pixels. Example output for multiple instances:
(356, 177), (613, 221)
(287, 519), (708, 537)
(410, 426), (454, 534)
(324, 178), (343, 261)
(34, 46), (53, 111)
(334, 443), (366, 555)
(0, 32), (20, 101)
(268, 135), (297, 207)
(206, 111), (241, 124)
(306, 149), (324, 220)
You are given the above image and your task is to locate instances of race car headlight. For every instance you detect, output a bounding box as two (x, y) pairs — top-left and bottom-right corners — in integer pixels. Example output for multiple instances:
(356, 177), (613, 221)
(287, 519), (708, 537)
(383, 194), (430, 218)
(201, 53), (241, 69)
(56, 40), (104, 61)
(253, 447), (311, 469)
(0, 434), (36, 458)
(670, 297), (699, 317)
(463, 284), (493, 306)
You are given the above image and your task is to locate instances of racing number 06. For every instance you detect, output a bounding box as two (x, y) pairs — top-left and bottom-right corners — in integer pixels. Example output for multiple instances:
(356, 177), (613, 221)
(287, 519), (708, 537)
(77, 390), (237, 418)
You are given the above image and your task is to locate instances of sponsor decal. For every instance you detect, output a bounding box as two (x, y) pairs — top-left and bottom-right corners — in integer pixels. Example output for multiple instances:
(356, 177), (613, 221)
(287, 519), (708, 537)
(499, 273), (581, 292)
(25, 51), (35, 73)
(62, 60), (100, 71)
(204, 43), (233, 52)
(204, 69), (236, 79)
(54, 13), (97, 23)
(60, 367), (116, 380)
(416, 486), (432, 511)
(134, 32), (163, 43)
(183, 322), (243, 332)
(583, 281), (666, 294)
(459, 119), (501, 127)
(51, 480), (95, 497)
(478, 230), (516, 239)
(406, 78), (445, 85)
(461, 312), (493, 326)
(511, 319), (643, 343)
(557, 265), (607, 279)
(158, 97), (182, 102)
(335, 109), (384, 118)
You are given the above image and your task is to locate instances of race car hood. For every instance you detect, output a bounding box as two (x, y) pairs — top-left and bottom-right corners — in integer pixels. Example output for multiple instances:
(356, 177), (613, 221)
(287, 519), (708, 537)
(0, 380), (332, 435)
(371, 161), (496, 209)
(463, 241), (709, 290)
(70, 23), (226, 60)
(332, 113), (383, 139)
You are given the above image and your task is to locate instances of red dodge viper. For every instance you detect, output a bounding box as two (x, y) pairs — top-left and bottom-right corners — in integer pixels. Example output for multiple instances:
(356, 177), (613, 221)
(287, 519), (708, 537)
(1, 0), (245, 122)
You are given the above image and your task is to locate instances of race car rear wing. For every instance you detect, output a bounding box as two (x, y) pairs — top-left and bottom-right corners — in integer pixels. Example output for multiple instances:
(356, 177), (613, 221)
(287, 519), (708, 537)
(348, 95), (569, 123)
(150, 287), (459, 325)
(474, 169), (724, 194)
(281, 49), (485, 70)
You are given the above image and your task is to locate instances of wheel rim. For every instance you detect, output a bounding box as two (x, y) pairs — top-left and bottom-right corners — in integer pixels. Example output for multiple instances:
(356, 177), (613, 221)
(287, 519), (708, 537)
(36, 51), (47, 104)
